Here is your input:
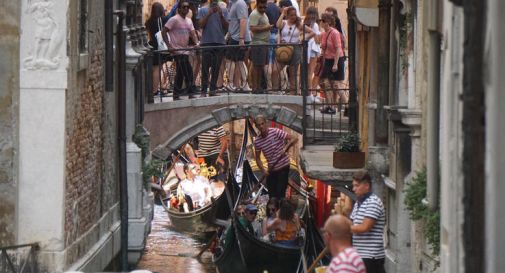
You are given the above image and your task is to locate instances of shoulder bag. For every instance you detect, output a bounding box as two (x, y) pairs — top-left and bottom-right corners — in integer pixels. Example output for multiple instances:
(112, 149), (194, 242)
(315, 29), (332, 76)
(275, 22), (295, 65)
(155, 18), (169, 50)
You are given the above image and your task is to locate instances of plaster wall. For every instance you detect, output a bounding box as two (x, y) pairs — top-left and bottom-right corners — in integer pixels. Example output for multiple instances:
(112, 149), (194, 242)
(439, 2), (465, 272)
(0, 0), (20, 246)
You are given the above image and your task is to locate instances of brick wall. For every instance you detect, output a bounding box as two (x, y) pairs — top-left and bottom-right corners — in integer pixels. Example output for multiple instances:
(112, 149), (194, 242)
(63, 0), (118, 266)
(0, 1), (20, 246)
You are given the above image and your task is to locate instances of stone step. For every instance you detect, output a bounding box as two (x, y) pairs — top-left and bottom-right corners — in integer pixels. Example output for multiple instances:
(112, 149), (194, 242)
(304, 128), (349, 144)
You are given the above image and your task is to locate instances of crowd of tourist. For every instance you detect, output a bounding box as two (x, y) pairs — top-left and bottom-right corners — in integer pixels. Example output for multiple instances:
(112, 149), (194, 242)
(145, 0), (349, 113)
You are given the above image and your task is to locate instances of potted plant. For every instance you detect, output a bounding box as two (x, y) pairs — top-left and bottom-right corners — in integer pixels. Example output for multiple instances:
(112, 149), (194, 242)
(333, 131), (365, 169)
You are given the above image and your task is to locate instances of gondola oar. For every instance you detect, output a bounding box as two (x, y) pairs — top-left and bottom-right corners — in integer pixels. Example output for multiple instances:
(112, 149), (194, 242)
(223, 171), (248, 268)
(251, 151), (287, 201)
(307, 247), (329, 273)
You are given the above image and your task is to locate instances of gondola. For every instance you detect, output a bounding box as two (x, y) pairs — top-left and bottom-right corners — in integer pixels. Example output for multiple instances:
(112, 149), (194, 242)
(157, 122), (252, 240)
(214, 160), (311, 273)
(160, 171), (233, 240)
(213, 119), (329, 273)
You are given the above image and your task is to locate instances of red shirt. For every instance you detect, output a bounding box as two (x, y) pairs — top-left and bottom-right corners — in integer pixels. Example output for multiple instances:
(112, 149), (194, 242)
(321, 27), (344, 59)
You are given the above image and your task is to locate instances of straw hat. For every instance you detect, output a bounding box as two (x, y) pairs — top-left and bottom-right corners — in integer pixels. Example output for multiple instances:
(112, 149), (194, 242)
(275, 46), (293, 64)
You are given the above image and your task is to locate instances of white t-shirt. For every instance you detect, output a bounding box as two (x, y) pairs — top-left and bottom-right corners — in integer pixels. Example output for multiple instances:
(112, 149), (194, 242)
(179, 177), (210, 207)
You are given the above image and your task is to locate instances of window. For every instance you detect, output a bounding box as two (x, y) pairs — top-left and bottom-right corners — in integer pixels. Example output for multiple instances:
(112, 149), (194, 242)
(79, 0), (88, 53)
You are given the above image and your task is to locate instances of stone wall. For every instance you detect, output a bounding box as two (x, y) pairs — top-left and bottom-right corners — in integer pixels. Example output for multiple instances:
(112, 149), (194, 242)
(63, 0), (118, 267)
(0, 1), (20, 246)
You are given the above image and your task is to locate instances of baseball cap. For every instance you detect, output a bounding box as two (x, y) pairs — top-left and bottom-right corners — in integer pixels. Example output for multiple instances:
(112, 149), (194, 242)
(245, 204), (258, 212)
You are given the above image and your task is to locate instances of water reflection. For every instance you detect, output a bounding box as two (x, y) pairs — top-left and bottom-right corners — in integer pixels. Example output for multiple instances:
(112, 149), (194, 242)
(135, 205), (216, 273)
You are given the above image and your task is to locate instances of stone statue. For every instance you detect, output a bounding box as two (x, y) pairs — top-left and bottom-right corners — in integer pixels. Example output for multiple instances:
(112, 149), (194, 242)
(23, 0), (62, 70)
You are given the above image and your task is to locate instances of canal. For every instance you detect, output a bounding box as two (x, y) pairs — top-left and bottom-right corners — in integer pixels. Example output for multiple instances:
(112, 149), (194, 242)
(135, 205), (216, 273)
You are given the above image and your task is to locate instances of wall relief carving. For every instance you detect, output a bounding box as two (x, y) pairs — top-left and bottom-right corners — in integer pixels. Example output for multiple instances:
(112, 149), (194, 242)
(23, 0), (62, 70)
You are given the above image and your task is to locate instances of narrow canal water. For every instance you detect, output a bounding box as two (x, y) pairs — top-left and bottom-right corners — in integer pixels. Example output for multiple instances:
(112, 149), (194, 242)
(135, 205), (216, 273)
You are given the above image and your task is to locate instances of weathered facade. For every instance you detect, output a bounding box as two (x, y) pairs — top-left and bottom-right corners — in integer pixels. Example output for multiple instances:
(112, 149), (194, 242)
(348, 0), (505, 272)
(0, 0), (20, 248)
(0, 0), (152, 272)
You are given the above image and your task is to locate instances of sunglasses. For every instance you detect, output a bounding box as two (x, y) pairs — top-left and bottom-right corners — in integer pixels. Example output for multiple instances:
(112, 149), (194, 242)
(181, 5), (190, 9)
(246, 211), (257, 215)
(267, 207), (276, 211)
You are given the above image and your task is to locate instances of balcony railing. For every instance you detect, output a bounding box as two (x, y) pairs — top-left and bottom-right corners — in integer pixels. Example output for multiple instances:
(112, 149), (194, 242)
(0, 243), (39, 273)
(135, 42), (356, 144)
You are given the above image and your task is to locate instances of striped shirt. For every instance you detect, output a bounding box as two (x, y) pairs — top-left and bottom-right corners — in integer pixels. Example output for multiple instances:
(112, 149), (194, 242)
(350, 193), (385, 259)
(326, 247), (366, 273)
(198, 126), (227, 157)
(253, 128), (290, 171)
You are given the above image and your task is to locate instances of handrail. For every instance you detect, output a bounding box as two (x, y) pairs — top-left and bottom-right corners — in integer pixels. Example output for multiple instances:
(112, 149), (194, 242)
(137, 41), (356, 145)
(1, 243), (39, 273)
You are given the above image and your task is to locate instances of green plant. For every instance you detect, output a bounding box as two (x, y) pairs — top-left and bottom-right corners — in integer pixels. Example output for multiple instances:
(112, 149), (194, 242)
(142, 159), (165, 183)
(404, 168), (440, 257)
(132, 124), (150, 160)
(335, 131), (361, 152)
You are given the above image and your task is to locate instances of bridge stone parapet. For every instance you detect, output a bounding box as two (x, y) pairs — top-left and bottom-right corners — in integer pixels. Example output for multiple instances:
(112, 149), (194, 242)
(143, 94), (304, 159)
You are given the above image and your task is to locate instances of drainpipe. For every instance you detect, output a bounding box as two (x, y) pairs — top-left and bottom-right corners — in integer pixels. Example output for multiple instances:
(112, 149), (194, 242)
(376, 0), (392, 144)
(426, 0), (441, 210)
(114, 10), (128, 271)
(347, 3), (358, 132)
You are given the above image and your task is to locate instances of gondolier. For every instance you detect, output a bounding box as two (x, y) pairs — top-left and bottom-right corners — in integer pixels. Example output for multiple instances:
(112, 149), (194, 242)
(198, 125), (229, 175)
(253, 115), (298, 199)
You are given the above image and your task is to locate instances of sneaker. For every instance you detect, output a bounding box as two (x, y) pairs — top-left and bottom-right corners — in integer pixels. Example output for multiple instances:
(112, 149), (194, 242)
(225, 84), (237, 92)
(319, 106), (330, 113)
(242, 84), (252, 92)
(327, 108), (336, 114)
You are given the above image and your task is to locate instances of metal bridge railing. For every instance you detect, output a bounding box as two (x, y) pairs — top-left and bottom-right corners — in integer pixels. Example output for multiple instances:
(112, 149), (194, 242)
(137, 42), (356, 145)
(0, 243), (39, 273)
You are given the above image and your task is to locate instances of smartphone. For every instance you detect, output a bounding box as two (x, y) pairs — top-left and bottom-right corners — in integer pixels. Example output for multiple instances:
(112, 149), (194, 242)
(210, 1), (219, 11)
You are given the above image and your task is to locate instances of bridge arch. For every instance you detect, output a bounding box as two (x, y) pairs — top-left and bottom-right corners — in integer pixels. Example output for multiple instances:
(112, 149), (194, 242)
(143, 95), (304, 159)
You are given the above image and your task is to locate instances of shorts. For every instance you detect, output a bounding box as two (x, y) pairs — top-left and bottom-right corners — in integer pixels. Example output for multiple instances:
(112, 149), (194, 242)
(250, 45), (269, 66)
(268, 32), (277, 63)
(309, 50), (319, 59)
(284, 45), (301, 66)
(320, 57), (345, 81)
(226, 39), (249, 62)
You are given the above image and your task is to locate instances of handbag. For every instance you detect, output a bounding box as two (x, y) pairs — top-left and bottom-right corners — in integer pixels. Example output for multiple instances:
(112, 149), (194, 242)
(275, 23), (296, 64)
(155, 18), (168, 50)
(314, 55), (324, 76)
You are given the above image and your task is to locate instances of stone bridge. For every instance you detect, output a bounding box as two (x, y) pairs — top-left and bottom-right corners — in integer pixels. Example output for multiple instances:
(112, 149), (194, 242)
(144, 94), (304, 159)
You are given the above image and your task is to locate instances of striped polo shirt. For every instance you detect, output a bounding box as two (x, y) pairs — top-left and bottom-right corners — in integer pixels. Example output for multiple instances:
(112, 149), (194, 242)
(350, 193), (385, 259)
(198, 126), (227, 157)
(326, 247), (366, 273)
(253, 128), (290, 171)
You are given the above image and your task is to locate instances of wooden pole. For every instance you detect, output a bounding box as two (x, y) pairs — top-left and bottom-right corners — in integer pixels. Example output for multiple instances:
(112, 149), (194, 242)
(307, 247), (329, 273)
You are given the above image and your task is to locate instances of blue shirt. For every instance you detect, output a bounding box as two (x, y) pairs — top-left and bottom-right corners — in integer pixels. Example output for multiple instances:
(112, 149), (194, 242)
(227, 0), (251, 42)
(197, 5), (228, 44)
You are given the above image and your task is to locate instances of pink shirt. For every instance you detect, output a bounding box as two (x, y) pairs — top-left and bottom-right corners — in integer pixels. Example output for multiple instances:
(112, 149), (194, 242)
(326, 247), (366, 273)
(321, 27), (344, 59)
(164, 14), (195, 54)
